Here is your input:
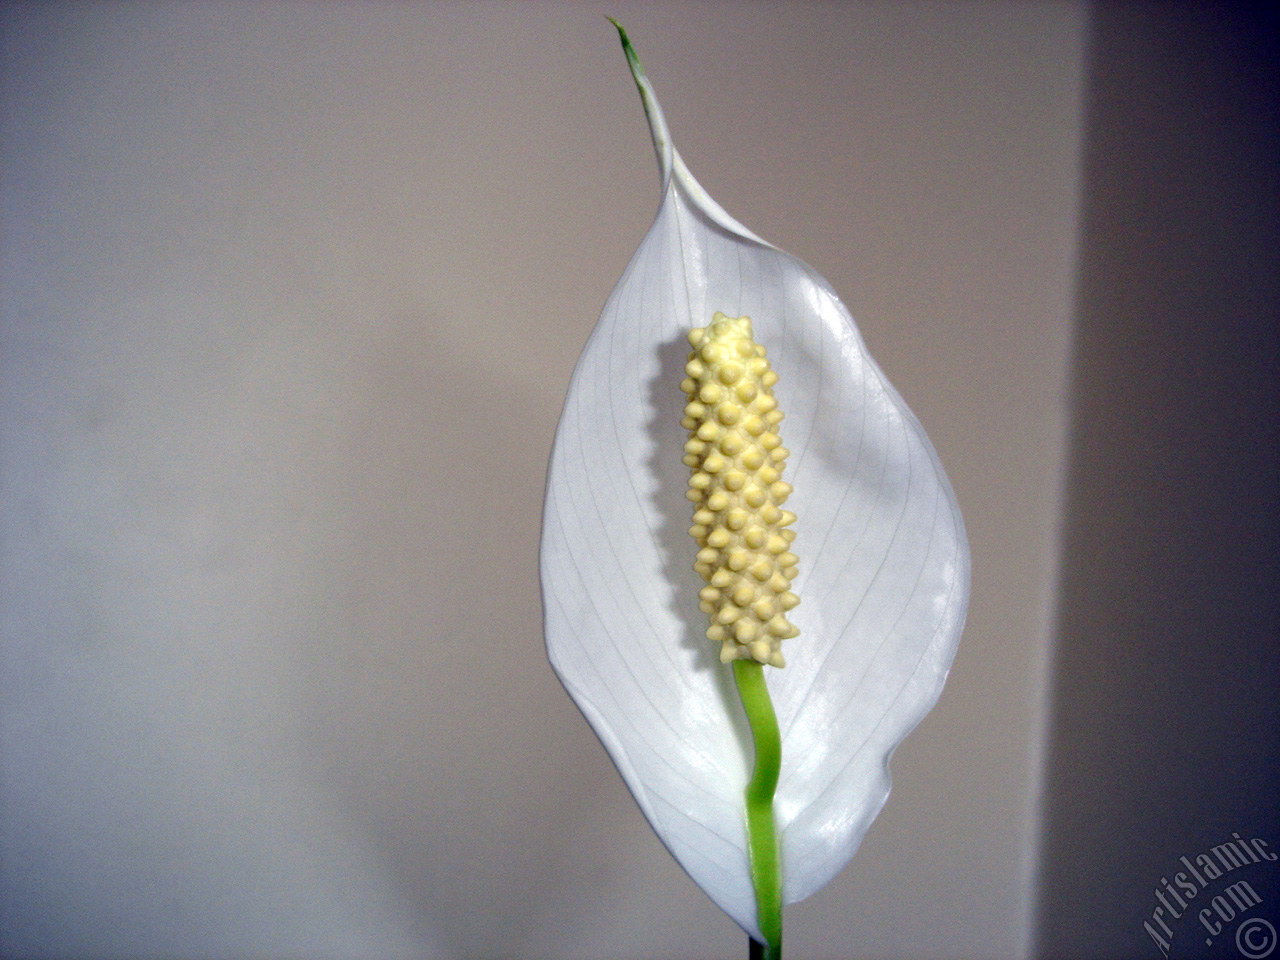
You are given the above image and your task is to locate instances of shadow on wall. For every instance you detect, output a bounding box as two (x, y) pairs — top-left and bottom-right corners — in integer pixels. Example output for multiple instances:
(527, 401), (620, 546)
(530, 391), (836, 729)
(1036, 4), (1279, 960)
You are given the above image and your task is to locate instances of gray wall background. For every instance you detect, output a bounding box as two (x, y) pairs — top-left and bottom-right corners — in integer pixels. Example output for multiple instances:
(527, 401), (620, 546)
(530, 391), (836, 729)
(2, 2), (1272, 959)
(1037, 4), (1279, 959)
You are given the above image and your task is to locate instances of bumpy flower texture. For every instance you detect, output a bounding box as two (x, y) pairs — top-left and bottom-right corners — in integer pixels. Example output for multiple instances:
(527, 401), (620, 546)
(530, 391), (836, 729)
(541, 38), (970, 942)
(682, 312), (800, 669)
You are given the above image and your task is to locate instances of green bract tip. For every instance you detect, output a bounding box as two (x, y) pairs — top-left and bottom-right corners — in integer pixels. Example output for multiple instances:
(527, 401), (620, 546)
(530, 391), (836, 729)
(607, 17), (645, 87)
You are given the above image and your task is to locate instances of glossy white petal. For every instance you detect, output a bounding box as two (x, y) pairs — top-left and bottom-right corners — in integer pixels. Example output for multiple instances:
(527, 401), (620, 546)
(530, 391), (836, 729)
(541, 45), (969, 940)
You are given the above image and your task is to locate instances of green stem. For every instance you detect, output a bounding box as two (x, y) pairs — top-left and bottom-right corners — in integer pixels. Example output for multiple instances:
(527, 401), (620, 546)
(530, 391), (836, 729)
(733, 660), (783, 960)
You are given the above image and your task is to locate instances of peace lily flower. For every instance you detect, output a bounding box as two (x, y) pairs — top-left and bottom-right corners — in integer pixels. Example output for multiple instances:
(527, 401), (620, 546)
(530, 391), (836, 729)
(541, 24), (969, 957)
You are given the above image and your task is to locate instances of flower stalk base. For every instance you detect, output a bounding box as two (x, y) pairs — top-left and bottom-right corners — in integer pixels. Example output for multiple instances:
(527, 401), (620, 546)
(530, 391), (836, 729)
(733, 660), (783, 960)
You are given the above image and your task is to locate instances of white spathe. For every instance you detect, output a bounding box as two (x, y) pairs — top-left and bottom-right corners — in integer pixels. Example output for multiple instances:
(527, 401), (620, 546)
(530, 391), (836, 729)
(541, 41), (970, 942)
